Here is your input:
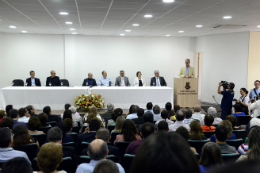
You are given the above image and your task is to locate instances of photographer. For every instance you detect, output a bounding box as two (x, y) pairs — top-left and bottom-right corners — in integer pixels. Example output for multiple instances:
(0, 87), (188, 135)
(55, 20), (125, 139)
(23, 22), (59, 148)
(249, 80), (260, 101)
(218, 82), (235, 120)
(236, 88), (250, 115)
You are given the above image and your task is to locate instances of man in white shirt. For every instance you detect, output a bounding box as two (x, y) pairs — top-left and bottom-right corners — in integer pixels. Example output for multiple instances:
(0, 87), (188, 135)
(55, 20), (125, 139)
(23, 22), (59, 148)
(250, 99), (260, 118)
(169, 110), (190, 131)
(192, 105), (205, 125)
(69, 106), (83, 127)
(153, 105), (162, 121)
(76, 139), (125, 173)
(18, 108), (30, 123)
(150, 70), (167, 86)
(144, 102), (154, 114)
(115, 70), (131, 86)
(126, 105), (139, 119)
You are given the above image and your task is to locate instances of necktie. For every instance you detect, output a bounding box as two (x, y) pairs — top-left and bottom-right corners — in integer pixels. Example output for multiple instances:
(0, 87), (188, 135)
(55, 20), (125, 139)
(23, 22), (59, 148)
(157, 78), (159, 86)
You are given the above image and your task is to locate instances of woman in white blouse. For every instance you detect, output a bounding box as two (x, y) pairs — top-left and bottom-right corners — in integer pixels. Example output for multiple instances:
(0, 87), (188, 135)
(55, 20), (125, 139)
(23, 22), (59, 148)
(133, 71), (146, 87)
(237, 88), (250, 115)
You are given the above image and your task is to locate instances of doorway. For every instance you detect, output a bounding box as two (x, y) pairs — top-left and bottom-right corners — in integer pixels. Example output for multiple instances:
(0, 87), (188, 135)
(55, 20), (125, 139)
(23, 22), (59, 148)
(195, 53), (203, 101)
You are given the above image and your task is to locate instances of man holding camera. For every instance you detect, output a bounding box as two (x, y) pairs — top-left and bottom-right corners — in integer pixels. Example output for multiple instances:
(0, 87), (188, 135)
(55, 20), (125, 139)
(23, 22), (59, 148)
(218, 82), (235, 120)
(249, 80), (260, 101)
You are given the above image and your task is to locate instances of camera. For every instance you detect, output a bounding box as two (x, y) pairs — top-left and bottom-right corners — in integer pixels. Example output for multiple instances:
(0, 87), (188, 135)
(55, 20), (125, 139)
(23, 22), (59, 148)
(220, 81), (229, 89)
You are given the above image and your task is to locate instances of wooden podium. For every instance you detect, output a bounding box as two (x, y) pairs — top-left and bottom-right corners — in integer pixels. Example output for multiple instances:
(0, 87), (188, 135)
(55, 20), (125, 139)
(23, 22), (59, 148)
(174, 78), (198, 107)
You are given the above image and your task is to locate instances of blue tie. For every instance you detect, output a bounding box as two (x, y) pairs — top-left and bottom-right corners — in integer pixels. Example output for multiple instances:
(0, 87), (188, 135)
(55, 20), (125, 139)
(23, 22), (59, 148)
(157, 78), (159, 86)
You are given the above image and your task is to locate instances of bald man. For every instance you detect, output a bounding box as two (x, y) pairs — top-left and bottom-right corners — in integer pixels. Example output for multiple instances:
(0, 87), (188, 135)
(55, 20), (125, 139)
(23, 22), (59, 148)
(179, 59), (195, 78)
(192, 105), (205, 125)
(76, 139), (125, 173)
(46, 70), (61, 86)
(82, 73), (97, 86)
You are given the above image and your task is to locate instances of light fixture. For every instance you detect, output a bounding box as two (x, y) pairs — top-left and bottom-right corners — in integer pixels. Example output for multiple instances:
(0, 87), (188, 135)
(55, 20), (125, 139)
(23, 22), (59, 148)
(257, 25), (260, 28)
(21, 31), (27, 33)
(59, 12), (68, 15)
(125, 30), (131, 32)
(163, 0), (174, 2)
(144, 14), (153, 18)
(178, 31), (184, 33)
(223, 16), (232, 19)
(70, 28), (75, 30)
(72, 32), (77, 34)
(166, 35), (171, 37)
(120, 34), (125, 36)
(132, 24), (139, 26)
(196, 25), (203, 27)
(65, 22), (72, 24)
(9, 26), (16, 28)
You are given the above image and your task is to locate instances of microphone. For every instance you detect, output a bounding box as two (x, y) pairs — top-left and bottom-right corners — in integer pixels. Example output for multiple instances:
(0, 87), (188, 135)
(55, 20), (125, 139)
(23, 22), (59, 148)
(212, 95), (220, 106)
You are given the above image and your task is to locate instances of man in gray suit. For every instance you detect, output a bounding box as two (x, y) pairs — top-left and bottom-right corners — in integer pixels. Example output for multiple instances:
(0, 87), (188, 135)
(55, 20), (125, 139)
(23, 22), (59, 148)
(115, 70), (131, 86)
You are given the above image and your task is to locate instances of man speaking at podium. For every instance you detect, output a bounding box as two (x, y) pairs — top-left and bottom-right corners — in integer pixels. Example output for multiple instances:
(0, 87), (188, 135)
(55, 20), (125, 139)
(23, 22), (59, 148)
(179, 59), (195, 78)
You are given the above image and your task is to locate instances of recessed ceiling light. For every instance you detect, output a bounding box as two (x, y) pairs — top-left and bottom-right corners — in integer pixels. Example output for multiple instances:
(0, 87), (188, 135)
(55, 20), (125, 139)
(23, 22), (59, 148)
(125, 30), (131, 32)
(9, 26), (16, 28)
(120, 34), (125, 36)
(132, 24), (139, 26)
(163, 0), (174, 2)
(144, 14), (153, 18)
(179, 31), (184, 33)
(21, 31), (27, 33)
(59, 12), (68, 15)
(72, 32), (77, 34)
(223, 16), (232, 19)
(196, 25), (203, 27)
(70, 28), (75, 30)
(257, 25), (260, 28)
(65, 22), (72, 24)
(166, 35), (171, 37)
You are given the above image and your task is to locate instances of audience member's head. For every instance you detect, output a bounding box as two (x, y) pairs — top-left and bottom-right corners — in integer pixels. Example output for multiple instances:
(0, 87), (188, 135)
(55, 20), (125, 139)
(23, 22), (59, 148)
(38, 113), (48, 127)
(9, 109), (19, 119)
(190, 120), (204, 140)
(185, 109), (192, 119)
(161, 110), (169, 120)
(26, 105), (35, 115)
(88, 139), (108, 160)
(130, 132), (200, 173)
(165, 102), (172, 111)
(96, 128), (110, 143)
(47, 127), (63, 143)
(137, 108), (144, 117)
(0, 110), (6, 119)
(43, 106), (51, 115)
(89, 106), (98, 115)
(146, 102), (153, 110)
(176, 127), (189, 141)
(121, 119), (138, 142)
(13, 125), (34, 147)
(18, 108), (29, 118)
(204, 114), (214, 126)
(219, 120), (233, 138)
(89, 119), (101, 131)
(207, 107), (217, 118)
(5, 105), (13, 116)
(93, 159), (119, 173)
(128, 105), (135, 114)
(143, 111), (154, 123)
(153, 105), (161, 114)
(199, 142), (222, 168)
(141, 122), (155, 139)
(247, 126), (260, 161)
(194, 105), (201, 113)
(215, 125), (228, 143)
(56, 122), (67, 138)
(158, 121), (168, 132)
(37, 143), (63, 173)
(111, 108), (123, 122)
(131, 105), (139, 114)
(176, 110), (186, 121)
(0, 127), (12, 148)
(225, 115), (237, 128)
(69, 106), (77, 114)
(234, 103), (242, 113)
(107, 103), (114, 111)
(114, 116), (125, 132)
(0, 117), (14, 130)
(28, 116), (41, 131)
(63, 110), (72, 120)
(64, 103), (71, 111)
(1, 157), (33, 173)
(174, 105), (181, 114)
(63, 118), (73, 132)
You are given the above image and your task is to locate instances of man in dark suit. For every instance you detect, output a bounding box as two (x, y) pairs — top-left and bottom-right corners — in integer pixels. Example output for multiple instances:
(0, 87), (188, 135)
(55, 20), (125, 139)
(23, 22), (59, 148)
(46, 70), (61, 86)
(81, 128), (120, 161)
(78, 119), (100, 153)
(43, 106), (59, 122)
(132, 108), (145, 125)
(82, 73), (97, 86)
(150, 70), (167, 86)
(26, 71), (41, 86)
(26, 105), (37, 117)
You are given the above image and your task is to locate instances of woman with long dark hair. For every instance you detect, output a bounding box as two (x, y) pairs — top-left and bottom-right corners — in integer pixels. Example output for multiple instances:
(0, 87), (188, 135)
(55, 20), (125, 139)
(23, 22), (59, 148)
(12, 124), (39, 147)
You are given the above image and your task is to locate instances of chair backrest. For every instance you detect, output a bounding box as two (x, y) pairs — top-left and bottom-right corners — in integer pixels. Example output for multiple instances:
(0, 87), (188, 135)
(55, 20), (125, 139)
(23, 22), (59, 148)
(79, 156), (91, 164)
(12, 79), (24, 86)
(72, 126), (80, 134)
(66, 132), (78, 145)
(110, 132), (120, 146)
(38, 126), (51, 135)
(81, 142), (90, 153)
(63, 142), (75, 148)
(116, 141), (131, 160)
(194, 153), (200, 161)
(60, 79), (69, 86)
(221, 153), (240, 165)
(108, 125), (115, 134)
(57, 157), (75, 173)
(31, 134), (47, 147)
(81, 125), (88, 134)
(106, 155), (117, 162)
(47, 121), (57, 127)
(188, 140), (210, 155)
(237, 115), (251, 126)
(226, 138), (244, 150)
(203, 131), (215, 138)
(233, 130), (247, 142)
(13, 143), (38, 162)
(0, 160), (6, 168)
(121, 154), (135, 173)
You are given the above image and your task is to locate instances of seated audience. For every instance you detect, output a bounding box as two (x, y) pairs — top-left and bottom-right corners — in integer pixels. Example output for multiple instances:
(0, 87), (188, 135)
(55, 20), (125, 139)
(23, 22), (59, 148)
(63, 110), (78, 127)
(1, 157), (32, 173)
(126, 105), (135, 116)
(114, 119), (142, 145)
(0, 110), (6, 122)
(144, 102), (153, 114)
(38, 113), (50, 127)
(236, 126), (260, 162)
(157, 121), (169, 132)
(70, 106), (83, 127)
(126, 122), (155, 155)
(199, 142), (223, 173)
(132, 108), (145, 125)
(61, 103), (80, 119)
(226, 115), (243, 130)
(5, 105), (13, 117)
(138, 111), (157, 133)
(0, 117), (13, 130)
(76, 139), (125, 173)
(190, 120), (207, 140)
(10, 109), (28, 129)
(85, 113), (104, 128)
(169, 110), (190, 131)
(111, 116), (125, 133)
(192, 105), (205, 125)
(43, 106), (59, 122)
(184, 109), (195, 125)
(214, 125), (237, 154)
(82, 128), (119, 160)
(108, 108), (123, 126)
(18, 108), (30, 123)
(210, 120), (236, 142)
(13, 124), (39, 147)
(93, 160), (119, 173)
(201, 114), (216, 131)
(36, 143), (65, 173)
(208, 107), (222, 125)
(237, 125), (257, 155)
(0, 127), (31, 164)
(155, 110), (174, 125)
(28, 116), (44, 135)
(250, 98), (260, 118)
(165, 102), (175, 117)
(170, 105), (180, 120)
(55, 122), (74, 144)
(64, 118), (73, 133)
(101, 103), (114, 119)
(126, 105), (139, 119)
(84, 106), (102, 122)
(129, 132), (200, 173)
(233, 103), (246, 118)
(176, 126), (197, 153)
(26, 105), (37, 117)
(153, 105), (162, 121)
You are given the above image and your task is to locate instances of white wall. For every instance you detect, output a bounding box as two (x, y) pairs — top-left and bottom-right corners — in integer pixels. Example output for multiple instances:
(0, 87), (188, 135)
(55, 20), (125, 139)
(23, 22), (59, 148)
(0, 32), (3, 109)
(196, 32), (249, 104)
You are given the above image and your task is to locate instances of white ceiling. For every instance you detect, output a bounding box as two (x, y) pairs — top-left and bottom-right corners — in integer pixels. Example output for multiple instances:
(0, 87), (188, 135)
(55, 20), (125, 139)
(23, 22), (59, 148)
(0, 0), (260, 37)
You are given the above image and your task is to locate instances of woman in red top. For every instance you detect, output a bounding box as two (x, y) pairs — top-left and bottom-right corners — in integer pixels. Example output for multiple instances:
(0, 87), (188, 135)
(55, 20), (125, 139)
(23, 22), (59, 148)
(201, 114), (216, 131)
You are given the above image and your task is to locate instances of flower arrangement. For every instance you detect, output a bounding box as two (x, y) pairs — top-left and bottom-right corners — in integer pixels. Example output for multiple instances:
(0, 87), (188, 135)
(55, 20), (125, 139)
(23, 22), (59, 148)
(74, 92), (105, 111)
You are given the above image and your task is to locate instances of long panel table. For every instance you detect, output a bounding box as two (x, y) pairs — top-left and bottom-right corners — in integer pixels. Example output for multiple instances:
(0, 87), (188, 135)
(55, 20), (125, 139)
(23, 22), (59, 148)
(1, 86), (173, 110)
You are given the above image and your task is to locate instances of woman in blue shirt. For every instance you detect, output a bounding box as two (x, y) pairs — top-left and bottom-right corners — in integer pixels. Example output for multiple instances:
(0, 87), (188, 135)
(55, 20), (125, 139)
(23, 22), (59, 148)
(210, 120), (236, 142)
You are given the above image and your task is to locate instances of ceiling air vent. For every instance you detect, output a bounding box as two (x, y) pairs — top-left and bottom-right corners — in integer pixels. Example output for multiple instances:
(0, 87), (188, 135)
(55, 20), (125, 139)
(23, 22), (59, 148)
(213, 25), (247, 29)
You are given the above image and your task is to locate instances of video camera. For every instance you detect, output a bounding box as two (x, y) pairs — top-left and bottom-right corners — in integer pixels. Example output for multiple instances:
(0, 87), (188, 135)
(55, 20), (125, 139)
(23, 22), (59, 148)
(220, 81), (229, 90)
